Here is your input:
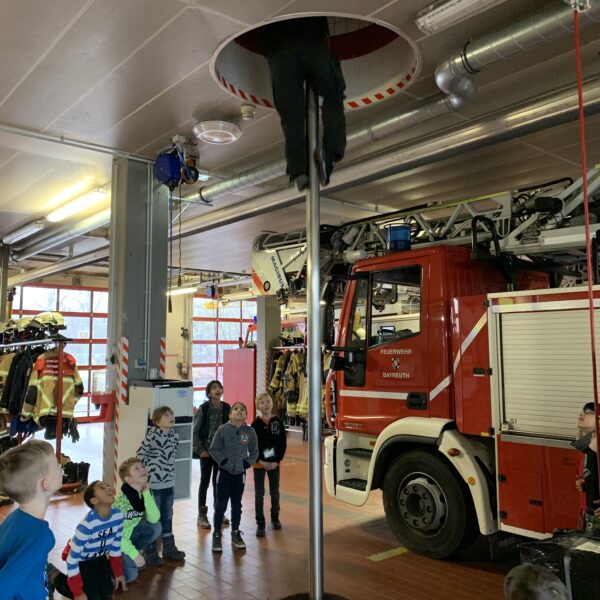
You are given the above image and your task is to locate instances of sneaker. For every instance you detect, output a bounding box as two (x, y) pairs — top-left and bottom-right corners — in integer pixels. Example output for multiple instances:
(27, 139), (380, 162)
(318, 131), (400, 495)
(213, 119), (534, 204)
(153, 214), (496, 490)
(212, 531), (223, 553)
(46, 563), (59, 596)
(256, 525), (265, 537)
(272, 519), (282, 530)
(231, 530), (246, 549)
(293, 174), (308, 192)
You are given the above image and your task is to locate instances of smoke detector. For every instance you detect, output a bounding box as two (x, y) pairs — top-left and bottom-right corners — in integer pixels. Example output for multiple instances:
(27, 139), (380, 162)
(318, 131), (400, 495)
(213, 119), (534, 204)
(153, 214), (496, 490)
(240, 104), (256, 121)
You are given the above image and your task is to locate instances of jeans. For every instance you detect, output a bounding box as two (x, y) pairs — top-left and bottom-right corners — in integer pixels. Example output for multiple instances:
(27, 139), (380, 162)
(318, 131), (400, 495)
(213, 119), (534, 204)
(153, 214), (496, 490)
(198, 455), (218, 510)
(254, 466), (280, 526)
(153, 486), (174, 537)
(214, 469), (245, 531)
(122, 519), (162, 583)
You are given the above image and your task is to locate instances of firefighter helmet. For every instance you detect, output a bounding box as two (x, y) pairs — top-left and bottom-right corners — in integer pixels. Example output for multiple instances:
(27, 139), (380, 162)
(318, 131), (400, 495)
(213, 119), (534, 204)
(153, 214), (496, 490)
(33, 312), (65, 329)
(0, 319), (17, 334)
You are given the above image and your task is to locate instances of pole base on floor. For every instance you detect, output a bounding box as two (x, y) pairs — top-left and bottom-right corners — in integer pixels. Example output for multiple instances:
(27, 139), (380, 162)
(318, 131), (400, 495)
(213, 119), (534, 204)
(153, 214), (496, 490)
(280, 595), (348, 599)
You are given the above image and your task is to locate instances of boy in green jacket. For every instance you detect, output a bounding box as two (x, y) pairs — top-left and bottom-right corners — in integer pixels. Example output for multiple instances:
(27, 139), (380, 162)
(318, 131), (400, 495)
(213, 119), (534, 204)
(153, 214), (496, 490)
(113, 457), (162, 583)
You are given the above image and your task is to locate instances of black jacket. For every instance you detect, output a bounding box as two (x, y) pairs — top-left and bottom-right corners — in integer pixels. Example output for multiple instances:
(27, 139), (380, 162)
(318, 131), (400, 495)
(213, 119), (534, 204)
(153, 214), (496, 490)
(251, 416), (287, 464)
(192, 400), (231, 455)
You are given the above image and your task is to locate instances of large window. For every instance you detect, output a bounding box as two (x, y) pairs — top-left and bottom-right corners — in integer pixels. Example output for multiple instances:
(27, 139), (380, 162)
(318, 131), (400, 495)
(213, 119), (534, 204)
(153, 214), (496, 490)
(191, 297), (256, 406)
(11, 284), (109, 418)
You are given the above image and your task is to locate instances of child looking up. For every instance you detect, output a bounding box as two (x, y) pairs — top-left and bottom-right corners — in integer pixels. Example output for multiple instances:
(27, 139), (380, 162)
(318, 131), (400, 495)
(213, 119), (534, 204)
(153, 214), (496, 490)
(251, 392), (286, 537)
(0, 440), (63, 600)
(137, 405), (185, 561)
(209, 401), (258, 552)
(193, 380), (231, 529)
(47, 481), (126, 600)
(113, 458), (162, 583)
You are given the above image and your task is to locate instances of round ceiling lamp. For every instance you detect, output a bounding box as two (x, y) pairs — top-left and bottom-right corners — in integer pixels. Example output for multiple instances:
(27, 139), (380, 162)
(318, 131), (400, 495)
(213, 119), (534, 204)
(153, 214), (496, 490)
(193, 120), (242, 144)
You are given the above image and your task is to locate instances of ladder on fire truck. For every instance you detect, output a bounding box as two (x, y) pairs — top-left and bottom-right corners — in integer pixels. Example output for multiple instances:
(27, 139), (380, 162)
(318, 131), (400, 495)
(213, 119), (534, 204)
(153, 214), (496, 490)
(253, 168), (600, 297)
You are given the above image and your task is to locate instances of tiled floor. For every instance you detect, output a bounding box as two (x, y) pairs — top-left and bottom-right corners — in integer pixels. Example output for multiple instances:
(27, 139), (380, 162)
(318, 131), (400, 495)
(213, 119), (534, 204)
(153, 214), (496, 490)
(1, 426), (511, 599)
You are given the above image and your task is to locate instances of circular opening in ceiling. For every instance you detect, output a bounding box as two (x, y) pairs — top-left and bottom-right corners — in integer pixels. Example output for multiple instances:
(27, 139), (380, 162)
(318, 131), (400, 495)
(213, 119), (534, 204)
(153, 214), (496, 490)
(211, 15), (419, 111)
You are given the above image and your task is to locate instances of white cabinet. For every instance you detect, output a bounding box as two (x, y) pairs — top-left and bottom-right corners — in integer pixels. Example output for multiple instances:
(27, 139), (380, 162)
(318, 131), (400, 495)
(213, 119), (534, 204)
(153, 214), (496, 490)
(128, 379), (193, 501)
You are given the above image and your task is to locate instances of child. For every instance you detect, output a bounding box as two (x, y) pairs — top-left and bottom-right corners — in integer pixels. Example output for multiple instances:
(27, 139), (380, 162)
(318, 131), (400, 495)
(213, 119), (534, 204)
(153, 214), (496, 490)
(47, 481), (126, 600)
(193, 379), (231, 529)
(504, 564), (568, 599)
(137, 405), (185, 561)
(209, 401), (258, 552)
(0, 440), (63, 599)
(113, 457), (162, 583)
(251, 392), (287, 537)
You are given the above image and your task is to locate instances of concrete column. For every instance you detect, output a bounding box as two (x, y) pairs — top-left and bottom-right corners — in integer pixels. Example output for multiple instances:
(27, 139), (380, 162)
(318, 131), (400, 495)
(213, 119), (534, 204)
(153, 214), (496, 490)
(0, 244), (9, 321)
(103, 157), (169, 484)
(255, 295), (281, 394)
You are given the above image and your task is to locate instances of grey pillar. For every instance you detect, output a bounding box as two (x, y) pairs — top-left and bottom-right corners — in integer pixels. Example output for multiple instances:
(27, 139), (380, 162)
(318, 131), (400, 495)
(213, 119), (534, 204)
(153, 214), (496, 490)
(256, 295), (281, 393)
(0, 244), (8, 321)
(103, 157), (169, 484)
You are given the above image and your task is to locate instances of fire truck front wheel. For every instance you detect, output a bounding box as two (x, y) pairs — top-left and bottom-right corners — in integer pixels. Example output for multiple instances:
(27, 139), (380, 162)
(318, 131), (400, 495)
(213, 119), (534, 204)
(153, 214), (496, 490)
(383, 450), (476, 559)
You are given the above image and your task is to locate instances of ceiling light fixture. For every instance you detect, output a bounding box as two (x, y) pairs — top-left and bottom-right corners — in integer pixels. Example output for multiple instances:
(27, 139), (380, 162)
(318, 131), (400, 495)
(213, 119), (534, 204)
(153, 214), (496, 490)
(193, 120), (242, 145)
(197, 170), (211, 182)
(2, 220), (46, 245)
(415, 0), (507, 35)
(46, 188), (108, 223)
(166, 286), (199, 297)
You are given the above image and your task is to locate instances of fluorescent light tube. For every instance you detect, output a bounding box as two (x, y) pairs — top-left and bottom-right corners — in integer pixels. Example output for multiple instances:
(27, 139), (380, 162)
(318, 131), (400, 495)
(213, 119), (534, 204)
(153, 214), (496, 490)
(47, 189), (108, 223)
(167, 287), (198, 296)
(2, 220), (46, 245)
(416, 0), (507, 35)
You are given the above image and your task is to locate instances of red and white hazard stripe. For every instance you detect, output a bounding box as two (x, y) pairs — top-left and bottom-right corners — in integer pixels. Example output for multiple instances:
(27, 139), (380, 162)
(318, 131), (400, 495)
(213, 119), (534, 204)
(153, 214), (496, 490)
(159, 337), (166, 379)
(113, 336), (128, 485)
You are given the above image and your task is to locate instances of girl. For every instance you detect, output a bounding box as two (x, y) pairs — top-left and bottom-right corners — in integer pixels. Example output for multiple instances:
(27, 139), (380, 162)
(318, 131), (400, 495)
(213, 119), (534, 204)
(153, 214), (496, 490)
(209, 402), (258, 552)
(192, 380), (231, 529)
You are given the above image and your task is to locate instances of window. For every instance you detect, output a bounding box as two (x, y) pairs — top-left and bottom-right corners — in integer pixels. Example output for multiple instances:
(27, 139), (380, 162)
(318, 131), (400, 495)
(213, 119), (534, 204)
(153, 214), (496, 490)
(191, 296), (256, 407)
(347, 278), (369, 348)
(11, 284), (108, 418)
(369, 266), (421, 347)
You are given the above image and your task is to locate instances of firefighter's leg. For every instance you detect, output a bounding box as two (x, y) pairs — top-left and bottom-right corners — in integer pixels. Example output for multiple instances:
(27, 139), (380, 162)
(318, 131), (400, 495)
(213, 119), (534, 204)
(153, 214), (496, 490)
(267, 49), (307, 185)
(305, 46), (346, 182)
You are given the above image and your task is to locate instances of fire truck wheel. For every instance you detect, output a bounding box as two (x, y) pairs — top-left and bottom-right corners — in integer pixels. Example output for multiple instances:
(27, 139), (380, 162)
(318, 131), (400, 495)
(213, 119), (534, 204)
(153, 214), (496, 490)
(383, 450), (476, 559)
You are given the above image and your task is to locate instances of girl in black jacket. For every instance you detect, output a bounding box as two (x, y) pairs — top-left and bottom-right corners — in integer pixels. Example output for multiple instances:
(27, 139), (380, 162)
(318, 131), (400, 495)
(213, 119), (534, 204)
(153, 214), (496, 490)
(192, 380), (230, 529)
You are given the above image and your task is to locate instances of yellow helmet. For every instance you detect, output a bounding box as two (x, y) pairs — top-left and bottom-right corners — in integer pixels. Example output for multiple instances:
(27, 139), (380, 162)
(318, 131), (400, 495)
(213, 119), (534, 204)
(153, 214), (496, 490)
(33, 311), (65, 329)
(0, 319), (17, 334)
(16, 316), (33, 332)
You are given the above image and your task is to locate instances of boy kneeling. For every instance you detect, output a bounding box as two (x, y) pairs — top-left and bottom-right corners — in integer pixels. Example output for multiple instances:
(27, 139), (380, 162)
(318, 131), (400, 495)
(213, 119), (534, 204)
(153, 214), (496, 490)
(114, 458), (162, 583)
(48, 481), (126, 600)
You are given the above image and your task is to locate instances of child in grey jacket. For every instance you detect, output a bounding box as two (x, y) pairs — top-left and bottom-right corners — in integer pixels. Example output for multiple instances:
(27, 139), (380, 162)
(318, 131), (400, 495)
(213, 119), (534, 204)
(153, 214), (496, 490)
(209, 402), (258, 552)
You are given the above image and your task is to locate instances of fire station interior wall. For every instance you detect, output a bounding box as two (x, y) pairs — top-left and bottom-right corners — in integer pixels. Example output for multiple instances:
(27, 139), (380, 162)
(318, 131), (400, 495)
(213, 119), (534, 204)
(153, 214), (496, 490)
(499, 309), (600, 438)
(165, 294), (191, 381)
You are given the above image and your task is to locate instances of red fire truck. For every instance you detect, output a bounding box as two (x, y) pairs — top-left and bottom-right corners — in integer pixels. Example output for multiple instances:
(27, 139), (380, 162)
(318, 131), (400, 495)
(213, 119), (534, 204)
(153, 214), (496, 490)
(253, 169), (600, 557)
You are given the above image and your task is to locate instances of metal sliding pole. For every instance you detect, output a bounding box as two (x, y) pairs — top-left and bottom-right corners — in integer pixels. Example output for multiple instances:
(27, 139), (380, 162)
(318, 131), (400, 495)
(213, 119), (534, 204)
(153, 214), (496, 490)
(306, 86), (324, 600)
(0, 244), (9, 321)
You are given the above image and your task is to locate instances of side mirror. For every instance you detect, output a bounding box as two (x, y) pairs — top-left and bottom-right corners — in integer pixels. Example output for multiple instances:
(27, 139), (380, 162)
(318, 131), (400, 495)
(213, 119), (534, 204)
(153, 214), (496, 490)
(320, 303), (335, 348)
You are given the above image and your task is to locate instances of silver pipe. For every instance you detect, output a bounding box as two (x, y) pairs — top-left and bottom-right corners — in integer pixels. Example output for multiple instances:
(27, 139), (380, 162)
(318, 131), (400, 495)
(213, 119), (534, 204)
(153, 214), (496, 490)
(7, 246), (110, 286)
(306, 87), (323, 600)
(11, 78), (600, 285)
(13, 208), (111, 262)
(0, 123), (153, 164)
(435, 0), (600, 93)
(0, 244), (9, 321)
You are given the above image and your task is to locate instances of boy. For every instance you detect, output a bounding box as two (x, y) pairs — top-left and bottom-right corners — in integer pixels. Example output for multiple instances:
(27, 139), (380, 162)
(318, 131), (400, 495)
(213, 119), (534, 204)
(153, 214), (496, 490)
(113, 457), (162, 583)
(137, 405), (185, 560)
(47, 481), (126, 600)
(193, 379), (231, 529)
(209, 402), (258, 552)
(251, 392), (287, 537)
(0, 439), (63, 599)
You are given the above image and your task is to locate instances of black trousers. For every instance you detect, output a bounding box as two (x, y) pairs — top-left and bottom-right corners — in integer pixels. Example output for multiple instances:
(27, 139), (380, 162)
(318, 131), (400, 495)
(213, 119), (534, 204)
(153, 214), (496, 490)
(253, 466), (280, 526)
(214, 468), (245, 531)
(53, 556), (114, 600)
(198, 455), (218, 510)
(266, 42), (346, 181)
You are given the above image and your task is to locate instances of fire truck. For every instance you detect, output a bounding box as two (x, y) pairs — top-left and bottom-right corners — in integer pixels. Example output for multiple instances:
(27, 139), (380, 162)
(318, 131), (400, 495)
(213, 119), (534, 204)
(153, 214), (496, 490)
(252, 169), (600, 558)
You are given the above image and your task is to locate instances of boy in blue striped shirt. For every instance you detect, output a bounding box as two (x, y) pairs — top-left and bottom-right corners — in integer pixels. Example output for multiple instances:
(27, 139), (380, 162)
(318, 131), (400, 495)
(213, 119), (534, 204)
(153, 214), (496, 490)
(48, 481), (126, 600)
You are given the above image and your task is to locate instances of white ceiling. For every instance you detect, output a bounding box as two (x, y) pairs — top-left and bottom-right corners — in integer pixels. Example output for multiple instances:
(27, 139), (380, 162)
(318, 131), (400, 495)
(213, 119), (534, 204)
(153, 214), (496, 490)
(1, 0), (600, 278)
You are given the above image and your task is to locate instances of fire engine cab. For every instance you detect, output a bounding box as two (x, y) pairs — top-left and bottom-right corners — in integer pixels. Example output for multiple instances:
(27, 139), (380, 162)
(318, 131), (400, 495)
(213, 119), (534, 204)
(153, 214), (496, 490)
(253, 169), (600, 558)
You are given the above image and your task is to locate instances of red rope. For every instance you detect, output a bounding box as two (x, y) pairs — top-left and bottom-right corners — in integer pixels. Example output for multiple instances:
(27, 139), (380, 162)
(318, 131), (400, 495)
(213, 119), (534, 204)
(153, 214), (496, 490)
(573, 10), (600, 488)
